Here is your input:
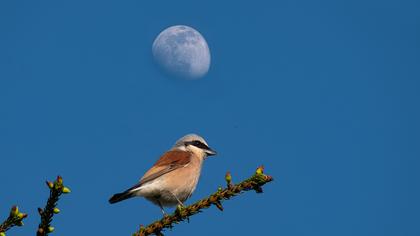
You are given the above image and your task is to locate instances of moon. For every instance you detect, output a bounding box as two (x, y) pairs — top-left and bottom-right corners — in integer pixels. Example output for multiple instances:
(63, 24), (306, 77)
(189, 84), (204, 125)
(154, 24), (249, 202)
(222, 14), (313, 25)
(152, 25), (211, 80)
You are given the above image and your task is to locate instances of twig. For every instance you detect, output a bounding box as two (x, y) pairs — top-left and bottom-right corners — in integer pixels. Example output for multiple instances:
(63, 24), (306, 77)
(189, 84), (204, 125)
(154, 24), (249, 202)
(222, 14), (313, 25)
(36, 176), (71, 236)
(133, 166), (274, 236)
(0, 206), (27, 236)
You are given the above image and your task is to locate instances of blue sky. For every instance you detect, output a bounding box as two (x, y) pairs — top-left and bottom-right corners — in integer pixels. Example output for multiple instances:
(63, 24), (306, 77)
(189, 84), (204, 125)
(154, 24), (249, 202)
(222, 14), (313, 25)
(1, 0), (419, 235)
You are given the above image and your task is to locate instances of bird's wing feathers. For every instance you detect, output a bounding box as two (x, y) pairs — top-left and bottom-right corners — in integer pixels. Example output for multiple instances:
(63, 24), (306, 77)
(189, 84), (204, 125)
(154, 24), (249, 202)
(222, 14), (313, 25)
(127, 150), (192, 192)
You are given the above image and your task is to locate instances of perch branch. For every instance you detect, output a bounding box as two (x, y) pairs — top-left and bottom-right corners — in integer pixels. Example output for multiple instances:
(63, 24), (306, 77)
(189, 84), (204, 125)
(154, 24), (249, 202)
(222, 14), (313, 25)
(133, 166), (273, 236)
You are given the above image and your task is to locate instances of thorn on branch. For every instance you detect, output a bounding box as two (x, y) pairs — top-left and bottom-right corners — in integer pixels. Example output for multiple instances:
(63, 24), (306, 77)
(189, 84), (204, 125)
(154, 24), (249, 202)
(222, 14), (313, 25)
(214, 201), (224, 211)
(225, 171), (233, 189)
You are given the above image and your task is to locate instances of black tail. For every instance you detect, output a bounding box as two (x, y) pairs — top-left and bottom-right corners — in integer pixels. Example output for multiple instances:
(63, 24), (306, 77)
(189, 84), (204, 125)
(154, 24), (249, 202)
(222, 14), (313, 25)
(109, 191), (135, 204)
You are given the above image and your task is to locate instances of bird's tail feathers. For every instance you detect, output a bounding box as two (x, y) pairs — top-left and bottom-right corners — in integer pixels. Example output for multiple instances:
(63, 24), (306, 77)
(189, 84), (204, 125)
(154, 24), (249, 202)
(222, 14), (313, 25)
(109, 190), (136, 204)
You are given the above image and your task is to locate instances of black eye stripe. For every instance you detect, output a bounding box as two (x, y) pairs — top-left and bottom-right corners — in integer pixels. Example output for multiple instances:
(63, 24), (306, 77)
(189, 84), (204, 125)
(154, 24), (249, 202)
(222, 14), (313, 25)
(188, 140), (209, 150)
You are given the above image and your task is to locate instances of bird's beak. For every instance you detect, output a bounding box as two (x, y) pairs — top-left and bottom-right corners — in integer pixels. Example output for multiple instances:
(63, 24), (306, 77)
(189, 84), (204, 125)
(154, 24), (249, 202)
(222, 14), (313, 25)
(205, 147), (217, 156)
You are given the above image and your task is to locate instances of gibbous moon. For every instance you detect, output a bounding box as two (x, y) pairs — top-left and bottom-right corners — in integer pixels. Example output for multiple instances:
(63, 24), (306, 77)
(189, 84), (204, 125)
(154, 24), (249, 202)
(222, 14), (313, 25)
(152, 25), (211, 80)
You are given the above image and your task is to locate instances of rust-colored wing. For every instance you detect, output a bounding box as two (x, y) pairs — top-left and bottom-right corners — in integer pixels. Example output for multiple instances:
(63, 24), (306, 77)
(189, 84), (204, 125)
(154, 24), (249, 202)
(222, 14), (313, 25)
(138, 150), (192, 186)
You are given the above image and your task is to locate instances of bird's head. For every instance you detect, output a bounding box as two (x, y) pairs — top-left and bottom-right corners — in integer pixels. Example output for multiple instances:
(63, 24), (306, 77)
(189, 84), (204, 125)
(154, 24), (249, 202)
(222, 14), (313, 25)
(173, 134), (217, 158)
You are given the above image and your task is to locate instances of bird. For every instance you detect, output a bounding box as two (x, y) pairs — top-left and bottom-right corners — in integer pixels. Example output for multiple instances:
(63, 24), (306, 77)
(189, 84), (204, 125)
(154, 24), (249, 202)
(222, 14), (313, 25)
(108, 134), (217, 215)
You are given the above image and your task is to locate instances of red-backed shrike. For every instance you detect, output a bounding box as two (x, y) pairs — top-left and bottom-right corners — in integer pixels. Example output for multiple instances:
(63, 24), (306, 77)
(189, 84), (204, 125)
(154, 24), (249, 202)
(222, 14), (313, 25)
(109, 134), (216, 214)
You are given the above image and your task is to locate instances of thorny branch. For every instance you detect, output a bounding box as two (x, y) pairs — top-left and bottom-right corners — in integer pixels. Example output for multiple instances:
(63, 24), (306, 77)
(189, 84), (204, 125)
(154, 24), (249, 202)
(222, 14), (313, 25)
(37, 176), (71, 236)
(133, 166), (274, 236)
(1, 176), (71, 236)
(0, 206), (27, 236)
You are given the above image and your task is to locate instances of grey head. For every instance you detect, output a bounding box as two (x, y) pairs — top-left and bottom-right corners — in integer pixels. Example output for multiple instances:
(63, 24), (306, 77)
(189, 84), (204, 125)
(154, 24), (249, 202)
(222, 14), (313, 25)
(173, 134), (217, 156)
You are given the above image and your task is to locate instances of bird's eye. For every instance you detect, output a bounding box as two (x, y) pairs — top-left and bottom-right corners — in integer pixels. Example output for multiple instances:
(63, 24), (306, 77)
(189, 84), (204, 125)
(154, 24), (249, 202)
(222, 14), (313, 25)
(191, 140), (209, 150)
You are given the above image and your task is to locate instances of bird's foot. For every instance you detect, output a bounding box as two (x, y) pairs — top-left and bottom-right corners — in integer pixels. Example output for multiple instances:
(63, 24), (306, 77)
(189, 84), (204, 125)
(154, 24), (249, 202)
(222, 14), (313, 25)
(175, 204), (184, 214)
